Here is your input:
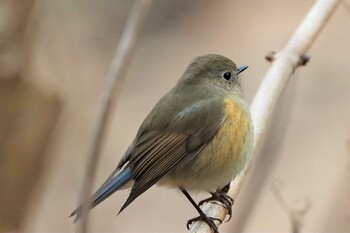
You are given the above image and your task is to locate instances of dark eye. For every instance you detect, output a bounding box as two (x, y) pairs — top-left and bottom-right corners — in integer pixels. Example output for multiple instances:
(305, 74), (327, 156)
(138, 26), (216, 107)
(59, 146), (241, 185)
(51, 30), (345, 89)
(222, 71), (232, 81)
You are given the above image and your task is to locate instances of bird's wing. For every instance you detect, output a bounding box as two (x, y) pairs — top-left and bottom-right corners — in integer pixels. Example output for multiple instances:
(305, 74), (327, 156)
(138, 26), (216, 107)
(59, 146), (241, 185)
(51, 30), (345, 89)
(119, 98), (225, 213)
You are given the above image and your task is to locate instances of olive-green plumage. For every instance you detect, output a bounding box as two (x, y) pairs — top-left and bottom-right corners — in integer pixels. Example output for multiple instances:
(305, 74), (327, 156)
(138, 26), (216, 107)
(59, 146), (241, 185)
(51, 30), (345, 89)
(70, 54), (254, 225)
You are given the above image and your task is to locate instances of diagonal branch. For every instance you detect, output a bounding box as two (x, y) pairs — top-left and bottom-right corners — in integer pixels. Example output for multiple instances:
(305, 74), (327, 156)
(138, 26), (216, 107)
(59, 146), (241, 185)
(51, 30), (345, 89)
(188, 0), (341, 232)
(77, 1), (152, 233)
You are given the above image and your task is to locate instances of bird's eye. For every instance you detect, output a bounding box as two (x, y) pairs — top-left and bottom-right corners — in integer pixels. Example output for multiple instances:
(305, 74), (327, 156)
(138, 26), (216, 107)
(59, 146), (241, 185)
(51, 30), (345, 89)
(222, 71), (232, 81)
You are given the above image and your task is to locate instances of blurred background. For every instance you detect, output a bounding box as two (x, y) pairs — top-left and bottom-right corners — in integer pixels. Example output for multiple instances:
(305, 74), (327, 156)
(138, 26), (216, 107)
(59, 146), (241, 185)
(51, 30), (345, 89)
(1, 0), (350, 232)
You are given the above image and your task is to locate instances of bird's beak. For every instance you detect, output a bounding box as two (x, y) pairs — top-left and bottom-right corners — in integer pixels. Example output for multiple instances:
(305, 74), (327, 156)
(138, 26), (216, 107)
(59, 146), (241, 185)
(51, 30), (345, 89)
(236, 66), (248, 75)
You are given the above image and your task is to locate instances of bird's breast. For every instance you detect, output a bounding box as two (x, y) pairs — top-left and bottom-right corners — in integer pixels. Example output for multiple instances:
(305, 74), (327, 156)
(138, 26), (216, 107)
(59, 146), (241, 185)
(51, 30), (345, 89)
(218, 97), (252, 167)
(165, 97), (253, 192)
(196, 97), (252, 188)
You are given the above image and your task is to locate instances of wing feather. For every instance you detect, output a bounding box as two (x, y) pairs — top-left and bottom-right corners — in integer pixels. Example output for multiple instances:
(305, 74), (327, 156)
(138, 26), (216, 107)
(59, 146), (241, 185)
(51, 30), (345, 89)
(118, 99), (225, 213)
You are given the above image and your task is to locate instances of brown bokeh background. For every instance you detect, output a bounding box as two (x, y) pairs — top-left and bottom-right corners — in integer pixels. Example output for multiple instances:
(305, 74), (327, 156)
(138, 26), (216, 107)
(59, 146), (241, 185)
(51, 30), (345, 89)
(1, 0), (350, 232)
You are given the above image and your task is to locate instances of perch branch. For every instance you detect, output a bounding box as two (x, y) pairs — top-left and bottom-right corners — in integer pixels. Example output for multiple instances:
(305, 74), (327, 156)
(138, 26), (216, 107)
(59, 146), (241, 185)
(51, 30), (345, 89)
(188, 0), (341, 232)
(77, 1), (152, 233)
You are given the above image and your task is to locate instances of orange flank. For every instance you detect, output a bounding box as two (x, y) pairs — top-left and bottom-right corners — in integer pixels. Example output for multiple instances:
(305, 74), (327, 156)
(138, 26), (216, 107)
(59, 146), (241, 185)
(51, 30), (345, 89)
(222, 98), (249, 158)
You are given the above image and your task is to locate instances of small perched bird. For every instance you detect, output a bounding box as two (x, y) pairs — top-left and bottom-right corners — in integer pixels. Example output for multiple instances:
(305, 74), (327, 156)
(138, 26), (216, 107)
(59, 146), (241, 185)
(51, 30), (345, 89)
(70, 54), (254, 233)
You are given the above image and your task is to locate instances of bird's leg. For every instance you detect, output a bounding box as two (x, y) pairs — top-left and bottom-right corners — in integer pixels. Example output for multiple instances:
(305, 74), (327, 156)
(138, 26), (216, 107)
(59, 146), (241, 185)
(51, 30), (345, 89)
(180, 188), (221, 233)
(198, 183), (234, 222)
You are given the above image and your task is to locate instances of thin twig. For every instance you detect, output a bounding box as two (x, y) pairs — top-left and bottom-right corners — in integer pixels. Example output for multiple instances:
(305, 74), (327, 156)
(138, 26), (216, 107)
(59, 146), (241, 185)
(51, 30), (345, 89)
(189, 0), (341, 232)
(77, 1), (152, 233)
(271, 180), (311, 233)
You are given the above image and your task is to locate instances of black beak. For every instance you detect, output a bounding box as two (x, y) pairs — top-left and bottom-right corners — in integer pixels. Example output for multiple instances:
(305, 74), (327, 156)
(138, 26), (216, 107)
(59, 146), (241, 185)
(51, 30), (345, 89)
(236, 66), (248, 75)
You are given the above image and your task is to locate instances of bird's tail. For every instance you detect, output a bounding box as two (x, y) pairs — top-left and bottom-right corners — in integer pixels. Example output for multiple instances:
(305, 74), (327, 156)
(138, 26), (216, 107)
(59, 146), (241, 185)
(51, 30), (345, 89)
(69, 167), (132, 222)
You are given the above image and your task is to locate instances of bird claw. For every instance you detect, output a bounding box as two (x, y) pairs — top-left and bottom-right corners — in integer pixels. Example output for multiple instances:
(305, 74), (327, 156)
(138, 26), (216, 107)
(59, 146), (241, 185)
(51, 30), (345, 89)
(187, 215), (221, 233)
(199, 192), (234, 222)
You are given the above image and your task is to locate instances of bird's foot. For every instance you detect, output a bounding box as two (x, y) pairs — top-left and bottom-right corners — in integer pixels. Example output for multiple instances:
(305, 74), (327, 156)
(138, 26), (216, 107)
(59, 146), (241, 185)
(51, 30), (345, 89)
(199, 192), (234, 222)
(187, 213), (221, 233)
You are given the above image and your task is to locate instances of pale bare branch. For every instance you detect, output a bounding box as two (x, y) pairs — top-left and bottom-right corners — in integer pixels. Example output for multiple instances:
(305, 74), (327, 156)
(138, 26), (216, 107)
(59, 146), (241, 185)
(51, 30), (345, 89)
(189, 0), (341, 232)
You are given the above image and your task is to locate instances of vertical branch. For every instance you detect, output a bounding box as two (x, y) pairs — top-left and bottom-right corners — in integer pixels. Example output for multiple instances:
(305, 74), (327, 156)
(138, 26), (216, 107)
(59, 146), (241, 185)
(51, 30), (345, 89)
(78, 1), (152, 233)
(189, 0), (341, 232)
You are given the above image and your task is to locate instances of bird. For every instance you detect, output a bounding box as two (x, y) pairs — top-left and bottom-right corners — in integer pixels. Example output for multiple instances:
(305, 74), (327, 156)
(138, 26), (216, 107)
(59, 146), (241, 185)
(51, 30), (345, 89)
(70, 54), (254, 233)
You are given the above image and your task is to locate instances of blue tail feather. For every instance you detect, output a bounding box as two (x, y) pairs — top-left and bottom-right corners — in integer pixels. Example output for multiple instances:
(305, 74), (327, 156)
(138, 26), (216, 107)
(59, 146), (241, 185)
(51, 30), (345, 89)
(70, 167), (132, 222)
